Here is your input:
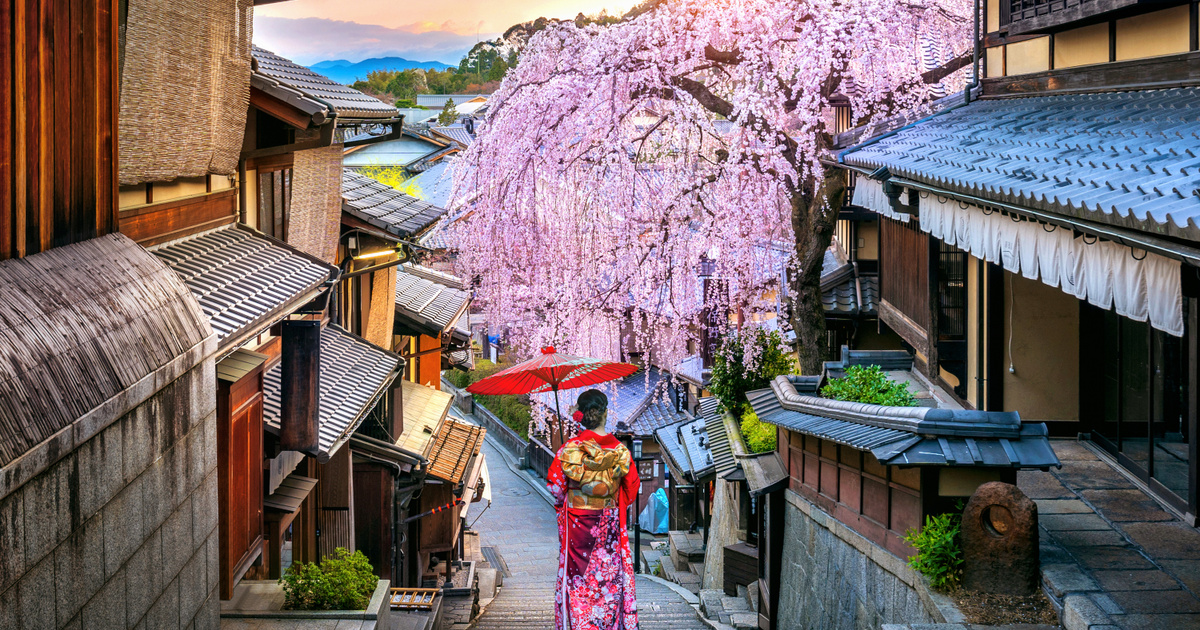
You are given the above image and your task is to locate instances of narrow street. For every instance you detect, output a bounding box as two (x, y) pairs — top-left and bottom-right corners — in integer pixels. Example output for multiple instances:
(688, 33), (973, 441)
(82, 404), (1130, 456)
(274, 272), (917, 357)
(464, 419), (709, 630)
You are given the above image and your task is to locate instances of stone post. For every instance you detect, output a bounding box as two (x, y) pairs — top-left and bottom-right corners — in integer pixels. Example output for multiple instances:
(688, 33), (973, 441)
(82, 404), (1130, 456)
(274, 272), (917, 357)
(961, 481), (1039, 595)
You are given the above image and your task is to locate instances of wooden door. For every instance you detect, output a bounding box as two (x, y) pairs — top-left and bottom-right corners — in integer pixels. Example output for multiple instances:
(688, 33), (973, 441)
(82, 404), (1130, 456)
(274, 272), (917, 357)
(218, 361), (266, 599)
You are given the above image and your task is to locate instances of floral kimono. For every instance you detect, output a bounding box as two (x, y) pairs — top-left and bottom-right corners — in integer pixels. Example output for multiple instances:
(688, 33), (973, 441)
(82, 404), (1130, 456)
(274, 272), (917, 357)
(547, 430), (640, 630)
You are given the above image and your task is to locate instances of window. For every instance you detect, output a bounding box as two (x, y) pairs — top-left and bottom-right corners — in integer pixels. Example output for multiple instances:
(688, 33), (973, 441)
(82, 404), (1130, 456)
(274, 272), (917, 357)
(258, 168), (292, 240)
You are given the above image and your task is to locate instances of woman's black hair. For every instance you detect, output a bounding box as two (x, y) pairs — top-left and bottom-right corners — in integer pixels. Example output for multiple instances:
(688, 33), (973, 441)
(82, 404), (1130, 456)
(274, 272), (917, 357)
(576, 389), (609, 431)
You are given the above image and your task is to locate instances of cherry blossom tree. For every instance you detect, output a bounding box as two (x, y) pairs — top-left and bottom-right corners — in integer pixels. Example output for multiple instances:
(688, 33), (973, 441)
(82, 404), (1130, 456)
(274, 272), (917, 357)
(450, 0), (973, 373)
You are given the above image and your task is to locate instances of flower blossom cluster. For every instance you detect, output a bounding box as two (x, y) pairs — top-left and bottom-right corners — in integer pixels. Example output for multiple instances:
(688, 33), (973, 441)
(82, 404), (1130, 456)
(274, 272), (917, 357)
(449, 0), (971, 366)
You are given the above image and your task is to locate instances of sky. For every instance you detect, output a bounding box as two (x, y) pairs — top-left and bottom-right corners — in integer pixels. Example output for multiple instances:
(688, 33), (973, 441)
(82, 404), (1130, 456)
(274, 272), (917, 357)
(254, 0), (633, 66)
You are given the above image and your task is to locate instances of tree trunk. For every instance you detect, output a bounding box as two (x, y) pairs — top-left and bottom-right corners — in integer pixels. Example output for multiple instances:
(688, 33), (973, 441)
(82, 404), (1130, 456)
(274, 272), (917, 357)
(788, 166), (846, 375)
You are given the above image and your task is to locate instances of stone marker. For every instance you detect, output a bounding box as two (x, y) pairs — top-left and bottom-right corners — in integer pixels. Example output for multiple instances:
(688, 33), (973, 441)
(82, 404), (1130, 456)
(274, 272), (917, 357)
(962, 481), (1039, 595)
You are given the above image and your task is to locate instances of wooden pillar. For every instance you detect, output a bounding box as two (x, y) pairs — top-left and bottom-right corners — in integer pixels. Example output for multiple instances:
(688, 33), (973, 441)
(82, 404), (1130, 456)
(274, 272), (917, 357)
(281, 320), (321, 452)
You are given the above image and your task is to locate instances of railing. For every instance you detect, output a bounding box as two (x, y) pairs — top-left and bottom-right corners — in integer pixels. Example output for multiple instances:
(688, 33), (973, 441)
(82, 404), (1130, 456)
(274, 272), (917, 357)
(525, 437), (555, 480)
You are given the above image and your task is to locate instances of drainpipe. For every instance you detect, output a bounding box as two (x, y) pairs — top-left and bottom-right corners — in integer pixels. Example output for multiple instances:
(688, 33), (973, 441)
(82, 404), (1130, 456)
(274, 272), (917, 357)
(965, 0), (981, 104)
(238, 158), (248, 224)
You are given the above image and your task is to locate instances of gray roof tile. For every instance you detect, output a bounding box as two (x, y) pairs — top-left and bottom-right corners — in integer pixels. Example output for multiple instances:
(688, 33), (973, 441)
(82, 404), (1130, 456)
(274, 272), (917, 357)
(700, 397), (739, 478)
(534, 367), (686, 436)
(153, 225), (335, 351)
(841, 88), (1200, 241)
(263, 324), (401, 462)
(343, 169), (448, 238)
(394, 264), (470, 337)
(252, 47), (399, 122)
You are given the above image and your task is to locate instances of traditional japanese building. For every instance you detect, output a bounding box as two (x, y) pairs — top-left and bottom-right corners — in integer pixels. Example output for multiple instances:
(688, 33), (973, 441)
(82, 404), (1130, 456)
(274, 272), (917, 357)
(834, 0), (1200, 520)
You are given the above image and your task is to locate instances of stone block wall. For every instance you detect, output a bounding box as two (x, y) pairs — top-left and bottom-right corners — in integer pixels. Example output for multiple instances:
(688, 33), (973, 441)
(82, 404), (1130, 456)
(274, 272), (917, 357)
(0, 362), (218, 630)
(777, 490), (944, 630)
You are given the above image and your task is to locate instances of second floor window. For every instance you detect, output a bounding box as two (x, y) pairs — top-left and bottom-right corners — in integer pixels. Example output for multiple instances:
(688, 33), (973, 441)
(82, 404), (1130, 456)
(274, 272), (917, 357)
(258, 167), (291, 240)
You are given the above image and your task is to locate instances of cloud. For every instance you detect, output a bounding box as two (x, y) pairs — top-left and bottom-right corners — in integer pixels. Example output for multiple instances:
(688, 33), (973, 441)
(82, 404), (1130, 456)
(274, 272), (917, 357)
(253, 16), (498, 65)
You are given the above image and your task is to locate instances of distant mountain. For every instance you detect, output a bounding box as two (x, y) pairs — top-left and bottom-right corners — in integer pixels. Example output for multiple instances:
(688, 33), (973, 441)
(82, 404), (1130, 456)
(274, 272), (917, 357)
(309, 56), (455, 84)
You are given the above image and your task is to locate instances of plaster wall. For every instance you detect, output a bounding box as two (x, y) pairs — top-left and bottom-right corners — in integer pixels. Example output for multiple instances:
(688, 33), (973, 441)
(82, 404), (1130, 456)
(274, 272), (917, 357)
(1002, 272), (1080, 422)
(0, 360), (219, 630)
(857, 221), (879, 261)
(776, 490), (941, 630)
(1006, 37), (1052, 75)
(1054, 23), (1109, 69)
(1115, 5), (1192, 60)
(966, 259), (980, 406)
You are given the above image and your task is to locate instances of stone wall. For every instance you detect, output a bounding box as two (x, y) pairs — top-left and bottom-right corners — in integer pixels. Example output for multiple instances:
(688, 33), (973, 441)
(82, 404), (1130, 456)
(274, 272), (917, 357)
(777, 489), (947, 630)
(701, 478), (741, 591)
(0, 362), (218, 630)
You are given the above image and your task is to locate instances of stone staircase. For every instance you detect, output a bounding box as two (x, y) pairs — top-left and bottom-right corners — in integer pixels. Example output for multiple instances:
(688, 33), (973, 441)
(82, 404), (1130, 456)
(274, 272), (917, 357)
(642, 531), (706, 595)
(468, 576), (703, 630)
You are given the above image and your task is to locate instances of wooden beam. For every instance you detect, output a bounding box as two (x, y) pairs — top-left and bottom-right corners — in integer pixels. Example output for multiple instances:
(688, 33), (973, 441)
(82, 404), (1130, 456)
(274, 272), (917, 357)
(118, 188), (237, 245)
(982, 50), (1200, 97)
(251, 86), (314, 131)
(280, 320), (321, 454)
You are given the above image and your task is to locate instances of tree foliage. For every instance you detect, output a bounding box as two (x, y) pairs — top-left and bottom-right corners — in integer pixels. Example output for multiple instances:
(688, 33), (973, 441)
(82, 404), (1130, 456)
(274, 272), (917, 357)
(451, 0), (972, 369)
(709, 329), (795, 416)
(820, 364), (918, 406)
(438, 98), (460, 126)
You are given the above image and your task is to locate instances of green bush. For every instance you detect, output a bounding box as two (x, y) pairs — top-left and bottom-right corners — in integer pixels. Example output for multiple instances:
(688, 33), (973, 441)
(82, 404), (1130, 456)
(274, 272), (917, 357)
(740, 408), (777, 453)
(904, 512), (963, 591)
(709, 329), (796, 416)
(820, 365), (917, 407)
(280, 548), (377, 611)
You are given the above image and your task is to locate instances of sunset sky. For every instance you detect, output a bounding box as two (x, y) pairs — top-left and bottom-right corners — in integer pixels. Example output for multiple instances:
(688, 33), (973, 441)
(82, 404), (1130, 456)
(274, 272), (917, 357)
(254, 0), (633, 66)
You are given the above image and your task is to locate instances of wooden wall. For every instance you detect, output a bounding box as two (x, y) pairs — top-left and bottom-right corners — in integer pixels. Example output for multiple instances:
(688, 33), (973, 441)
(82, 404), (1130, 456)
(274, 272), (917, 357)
(783, 429), (922, 559)
(880, 217), (930, 330)
(1, 0), (119, 261)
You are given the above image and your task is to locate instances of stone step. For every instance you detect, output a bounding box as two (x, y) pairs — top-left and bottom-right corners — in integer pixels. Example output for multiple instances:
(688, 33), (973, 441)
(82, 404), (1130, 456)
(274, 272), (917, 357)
(689, 561), (705, 576)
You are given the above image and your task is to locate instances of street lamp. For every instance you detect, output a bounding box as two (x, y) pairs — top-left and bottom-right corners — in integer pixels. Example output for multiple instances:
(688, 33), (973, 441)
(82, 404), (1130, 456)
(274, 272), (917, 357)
(632, 438), (642, 574)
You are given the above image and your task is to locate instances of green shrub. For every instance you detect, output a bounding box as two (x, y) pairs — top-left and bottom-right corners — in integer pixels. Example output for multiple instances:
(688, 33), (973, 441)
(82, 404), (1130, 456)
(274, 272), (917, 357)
(442, 359), (532, 439)
(740, 409), (777, 453)
(904, 512), (963, 591)
(280, 548), (377, 611)
(820, 365), (917, 407)
(709, 329), (796, 416)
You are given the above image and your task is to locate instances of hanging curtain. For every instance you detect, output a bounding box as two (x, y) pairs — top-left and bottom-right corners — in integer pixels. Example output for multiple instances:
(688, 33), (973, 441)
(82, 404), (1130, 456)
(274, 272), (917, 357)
(920, 194), (1184, 336)
(851, 178), (912, 223)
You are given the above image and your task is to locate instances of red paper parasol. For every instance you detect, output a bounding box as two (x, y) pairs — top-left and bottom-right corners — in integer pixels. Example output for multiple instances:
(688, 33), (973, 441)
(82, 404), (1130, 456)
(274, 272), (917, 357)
(466, 346), (637, 445)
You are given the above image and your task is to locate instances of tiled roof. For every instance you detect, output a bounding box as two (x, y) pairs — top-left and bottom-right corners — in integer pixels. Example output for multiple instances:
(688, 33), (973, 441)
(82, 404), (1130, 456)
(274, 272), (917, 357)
(700, 397), (739, 478)
(0, 234), (212, 474)
(534, 367), (685, 436)
(394, 264), (471, 337)
(426, 418), (485, 485)
(153, 225), (335, 352)
(654, 419), (692, 479)
(748, 376), (1061, 469)
(263, 325), (402, 462)
(678, 416), (714, 479)
(342, 137), (444, 169)
(415, 94), (487, 108)
(395, 380), (453, 457)
(252, 47), (399, 122)
(840, 88), (1200, 242)
(342, 169), (448, 238)
(405, 161), (456, 209)
(431, 125), (473, 147)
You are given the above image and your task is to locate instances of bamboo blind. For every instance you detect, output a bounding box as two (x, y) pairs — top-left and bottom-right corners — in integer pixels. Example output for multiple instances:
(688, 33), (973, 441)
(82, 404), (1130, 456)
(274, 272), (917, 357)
(117, 0), (252, 184)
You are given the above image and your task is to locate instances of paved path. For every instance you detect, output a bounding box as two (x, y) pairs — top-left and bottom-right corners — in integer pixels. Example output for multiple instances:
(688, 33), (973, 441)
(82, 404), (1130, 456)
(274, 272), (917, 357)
(1019, 440), (1200, 630)
(464, 424), (707, 630)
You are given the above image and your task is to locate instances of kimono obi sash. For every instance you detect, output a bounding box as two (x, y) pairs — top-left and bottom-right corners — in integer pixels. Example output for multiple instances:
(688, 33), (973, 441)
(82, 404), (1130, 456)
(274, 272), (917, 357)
(560, 438), (631, 511)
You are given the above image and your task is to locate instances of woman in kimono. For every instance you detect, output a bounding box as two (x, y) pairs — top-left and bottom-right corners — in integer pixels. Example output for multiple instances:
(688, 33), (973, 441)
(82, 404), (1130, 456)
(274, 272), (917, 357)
(547, 389), (640, 630)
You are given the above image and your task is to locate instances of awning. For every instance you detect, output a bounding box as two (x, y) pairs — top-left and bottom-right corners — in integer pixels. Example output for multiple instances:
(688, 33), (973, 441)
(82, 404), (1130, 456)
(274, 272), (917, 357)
(740, 452), (788, 497)
(152, 224), (336, 354)
(264, 472), (318, 515)
(426, 418), (486, 485)
(342, 169), (449, 239)
(395, 380), (454, 457)
(920, 194), (1183, 336)
(263, 325), (402, 462)
(841, 88), (1200, 243)
(395, 264), (471, 339)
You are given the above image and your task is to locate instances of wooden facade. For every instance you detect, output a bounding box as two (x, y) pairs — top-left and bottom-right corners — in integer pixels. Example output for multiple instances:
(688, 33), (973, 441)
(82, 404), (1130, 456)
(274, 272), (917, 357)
(783, 429), (925, 558)
(216, 350), (267, 600)
(1, 0), (119, 260)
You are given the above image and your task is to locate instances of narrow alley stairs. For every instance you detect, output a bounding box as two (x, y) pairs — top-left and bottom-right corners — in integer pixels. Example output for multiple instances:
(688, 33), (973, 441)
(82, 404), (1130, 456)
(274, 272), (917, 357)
(463, 418), (709, 630)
